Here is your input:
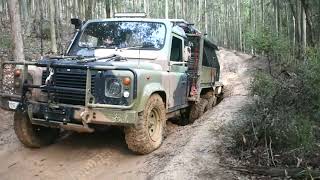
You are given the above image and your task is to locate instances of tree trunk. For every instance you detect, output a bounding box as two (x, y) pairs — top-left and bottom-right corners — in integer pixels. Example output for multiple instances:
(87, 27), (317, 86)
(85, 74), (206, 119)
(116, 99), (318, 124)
(143, 0), (149, 16)
(204, 0), (208, 33)
(110, 0), (113, 18)
(224, 0), (228, 47)
(261, 0), (264, 26)
(181, 0), (185, 18)
(7, 0), (25, 62)
(21, 0), (28, 22)
(301, 2), (307, 54)
(55, 0), (63, 53)
(173, 0), (177, 18)
(49, 0), (57, 54)
(105, 0), (110, 18)
(237, 0), (242, 51)
(25, 0), (33, 36)
(274, 0), (280, 36)
(300, 0), (315, 47)
(85, 0), (93, 20)
(165, 0), (168, 19)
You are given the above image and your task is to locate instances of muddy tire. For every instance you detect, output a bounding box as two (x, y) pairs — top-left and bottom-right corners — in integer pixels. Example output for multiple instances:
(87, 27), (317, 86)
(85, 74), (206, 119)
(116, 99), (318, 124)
(178, 108), (191, 126)
(217, 87), (225, 103)
(189, 98), (208, 123)
(125, 94), (166, 154)
(206, 95), (217, 110)
(14, 111), (60, 148)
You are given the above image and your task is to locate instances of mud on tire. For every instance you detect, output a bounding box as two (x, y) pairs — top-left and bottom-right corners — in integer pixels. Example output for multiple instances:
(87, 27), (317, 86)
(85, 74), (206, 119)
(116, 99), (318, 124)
(124, 94), (166, 154)
(14, 111), (60, 148)
(189, 98), (208, 123)
(203, 91), (218, 111)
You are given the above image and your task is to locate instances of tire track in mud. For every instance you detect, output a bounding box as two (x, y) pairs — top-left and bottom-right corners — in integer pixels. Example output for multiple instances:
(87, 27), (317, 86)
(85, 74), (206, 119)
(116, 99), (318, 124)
(142, 49), (257, 180)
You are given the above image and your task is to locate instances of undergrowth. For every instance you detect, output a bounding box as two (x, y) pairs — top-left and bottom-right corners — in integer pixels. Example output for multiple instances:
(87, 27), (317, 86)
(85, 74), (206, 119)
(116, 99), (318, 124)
(229, 28), (320, 169)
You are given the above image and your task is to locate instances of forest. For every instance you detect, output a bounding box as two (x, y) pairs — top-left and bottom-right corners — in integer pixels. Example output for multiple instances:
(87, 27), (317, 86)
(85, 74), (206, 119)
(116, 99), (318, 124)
(0, 0), (320, 178)
(1, 0), (319, 56)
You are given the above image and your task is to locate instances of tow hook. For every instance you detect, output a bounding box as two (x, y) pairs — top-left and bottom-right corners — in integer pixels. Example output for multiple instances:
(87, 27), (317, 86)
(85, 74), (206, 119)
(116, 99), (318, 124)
(80, 108), (92, 123)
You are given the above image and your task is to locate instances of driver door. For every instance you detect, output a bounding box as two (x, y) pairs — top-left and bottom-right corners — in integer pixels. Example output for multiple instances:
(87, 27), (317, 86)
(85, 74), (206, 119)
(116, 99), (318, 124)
(168, 35), (188, 109)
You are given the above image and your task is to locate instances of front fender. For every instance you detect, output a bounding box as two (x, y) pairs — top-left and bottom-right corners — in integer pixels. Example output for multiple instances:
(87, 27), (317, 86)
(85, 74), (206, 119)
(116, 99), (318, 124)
(134, 82), (167, 112)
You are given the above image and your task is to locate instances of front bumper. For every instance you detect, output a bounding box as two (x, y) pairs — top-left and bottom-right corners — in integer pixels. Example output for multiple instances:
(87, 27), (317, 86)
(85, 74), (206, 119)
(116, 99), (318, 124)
(28, 101), (138, 127)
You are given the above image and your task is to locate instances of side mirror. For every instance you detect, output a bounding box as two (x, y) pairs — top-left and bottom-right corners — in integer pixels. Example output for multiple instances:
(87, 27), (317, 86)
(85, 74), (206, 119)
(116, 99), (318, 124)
(71, 18), (83, 30)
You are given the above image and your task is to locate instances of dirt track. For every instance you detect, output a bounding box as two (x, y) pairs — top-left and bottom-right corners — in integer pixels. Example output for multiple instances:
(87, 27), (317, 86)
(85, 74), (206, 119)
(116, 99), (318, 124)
(0, 49), (258, 180)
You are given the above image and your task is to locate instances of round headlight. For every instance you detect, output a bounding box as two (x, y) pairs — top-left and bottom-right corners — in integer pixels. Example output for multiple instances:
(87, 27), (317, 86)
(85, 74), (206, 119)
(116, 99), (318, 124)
(105, 79), (122, 98)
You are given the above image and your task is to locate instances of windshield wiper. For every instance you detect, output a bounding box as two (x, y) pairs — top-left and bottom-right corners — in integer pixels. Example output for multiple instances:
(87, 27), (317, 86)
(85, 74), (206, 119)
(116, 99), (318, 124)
(80, 45), (117, 50)
(76, 54), (126, 63)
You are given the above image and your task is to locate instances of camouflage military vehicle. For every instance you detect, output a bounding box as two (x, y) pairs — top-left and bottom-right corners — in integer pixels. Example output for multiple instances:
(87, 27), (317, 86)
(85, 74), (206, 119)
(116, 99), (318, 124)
(0, 13), (223, 154)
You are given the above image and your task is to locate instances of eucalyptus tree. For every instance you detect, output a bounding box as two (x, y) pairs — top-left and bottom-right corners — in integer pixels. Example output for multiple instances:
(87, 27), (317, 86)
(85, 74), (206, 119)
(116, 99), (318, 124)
(2, 0), (320, 59)
(7, 0), (24, 61)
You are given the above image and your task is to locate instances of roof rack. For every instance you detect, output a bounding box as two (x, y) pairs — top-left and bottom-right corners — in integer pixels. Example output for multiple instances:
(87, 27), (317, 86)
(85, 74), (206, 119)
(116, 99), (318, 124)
(114, 13), (147, 18)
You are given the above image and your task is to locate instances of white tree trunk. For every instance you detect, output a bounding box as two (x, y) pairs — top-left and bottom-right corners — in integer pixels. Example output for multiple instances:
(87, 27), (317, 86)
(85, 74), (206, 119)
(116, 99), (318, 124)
(204, 0), (208, 33)
(49, 0), (57, 53)
(165, 0), (168, 19)
(238, 0), (242, 51)
(301, 5), (307, 53)
(7, 0), (25, 62)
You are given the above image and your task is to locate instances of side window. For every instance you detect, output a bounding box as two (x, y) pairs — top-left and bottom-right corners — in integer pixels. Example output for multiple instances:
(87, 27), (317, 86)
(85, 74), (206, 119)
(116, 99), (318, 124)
(170, 36), (183, 62)
(202, 49), (210, 67)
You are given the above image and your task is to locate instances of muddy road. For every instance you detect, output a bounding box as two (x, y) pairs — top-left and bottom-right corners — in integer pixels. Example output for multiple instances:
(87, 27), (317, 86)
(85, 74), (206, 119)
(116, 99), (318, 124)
(0, 49), (259, 180)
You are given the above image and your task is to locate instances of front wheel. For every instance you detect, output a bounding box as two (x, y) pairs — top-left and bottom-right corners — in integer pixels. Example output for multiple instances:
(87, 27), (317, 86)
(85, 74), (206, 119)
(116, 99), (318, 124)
(14, 111), (60, 148)
(124, 94), (166, 154)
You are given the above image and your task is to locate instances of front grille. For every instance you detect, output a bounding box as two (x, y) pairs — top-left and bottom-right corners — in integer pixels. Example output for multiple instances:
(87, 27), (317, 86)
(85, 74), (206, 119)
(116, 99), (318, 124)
(42, 69), (96, 105)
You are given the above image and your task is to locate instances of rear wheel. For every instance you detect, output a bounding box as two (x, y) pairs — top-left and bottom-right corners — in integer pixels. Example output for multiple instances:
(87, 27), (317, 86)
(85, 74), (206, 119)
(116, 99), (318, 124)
(14, 111), (60, 148)
(178, 108), (191, 126)
(125, 94), (166, 154)
(189, 98), (208, 123)
(206, 94), (217, 110)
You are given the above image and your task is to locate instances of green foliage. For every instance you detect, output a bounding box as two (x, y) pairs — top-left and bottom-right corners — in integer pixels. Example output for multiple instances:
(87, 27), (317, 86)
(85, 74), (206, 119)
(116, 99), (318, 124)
(231, 50), (320, 167)
(289, 116), (314, 150)
(245, 27), (291, 57)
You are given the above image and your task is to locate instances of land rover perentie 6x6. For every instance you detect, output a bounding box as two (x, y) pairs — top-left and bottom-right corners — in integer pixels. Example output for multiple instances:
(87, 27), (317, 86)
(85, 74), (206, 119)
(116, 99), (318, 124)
(0, 14), (223, 154)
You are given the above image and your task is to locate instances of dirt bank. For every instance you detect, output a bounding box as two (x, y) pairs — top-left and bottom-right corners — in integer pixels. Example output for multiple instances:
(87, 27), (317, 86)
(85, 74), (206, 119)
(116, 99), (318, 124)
(0, 49), (258, 180)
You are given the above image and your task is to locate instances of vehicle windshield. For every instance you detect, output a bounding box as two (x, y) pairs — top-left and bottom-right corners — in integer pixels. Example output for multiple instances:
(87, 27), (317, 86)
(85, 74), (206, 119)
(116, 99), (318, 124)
(78, 21), (166, 50)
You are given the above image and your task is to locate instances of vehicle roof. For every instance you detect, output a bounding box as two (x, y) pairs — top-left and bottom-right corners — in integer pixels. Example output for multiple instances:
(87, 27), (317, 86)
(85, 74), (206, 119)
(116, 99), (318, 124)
(85, 18), (175, 24)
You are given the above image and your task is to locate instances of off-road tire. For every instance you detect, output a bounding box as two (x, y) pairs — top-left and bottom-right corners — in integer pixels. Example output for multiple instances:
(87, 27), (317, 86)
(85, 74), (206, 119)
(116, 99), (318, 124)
(178, 107), (191, 126)
(217, 87), (225, 103)
(189, 98), (208, 123)
(125, 94), (166, 154)
(14, 111), (60, 148)
(207, 95), (217, 110)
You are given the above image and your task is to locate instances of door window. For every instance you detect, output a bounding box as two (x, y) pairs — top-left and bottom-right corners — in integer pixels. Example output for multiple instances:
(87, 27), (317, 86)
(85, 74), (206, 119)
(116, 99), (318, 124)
(170, 37), (183, 62)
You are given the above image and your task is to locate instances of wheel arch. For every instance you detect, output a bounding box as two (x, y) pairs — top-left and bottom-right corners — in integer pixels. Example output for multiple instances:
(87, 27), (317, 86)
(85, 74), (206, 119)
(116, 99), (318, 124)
(152, 91), (167, 108)
(200, 87), (215, 96)
(135, 83), (168, 112)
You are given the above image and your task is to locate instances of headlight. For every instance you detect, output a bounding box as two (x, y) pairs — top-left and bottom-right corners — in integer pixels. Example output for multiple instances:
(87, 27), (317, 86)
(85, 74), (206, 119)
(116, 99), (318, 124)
(105, 78), (122, 98)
